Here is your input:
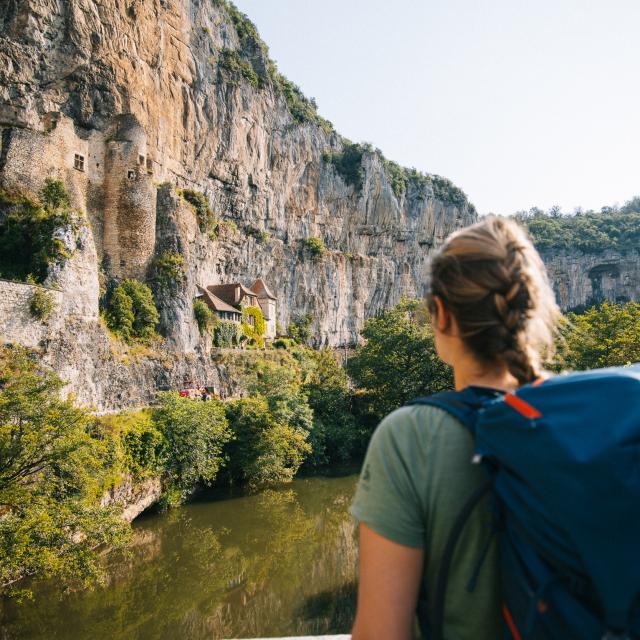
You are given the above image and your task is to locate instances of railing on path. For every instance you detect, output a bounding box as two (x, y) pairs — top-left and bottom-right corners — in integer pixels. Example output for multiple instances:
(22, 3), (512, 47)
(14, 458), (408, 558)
(232, 635), (351, 640)
(235, 636), (351, 639)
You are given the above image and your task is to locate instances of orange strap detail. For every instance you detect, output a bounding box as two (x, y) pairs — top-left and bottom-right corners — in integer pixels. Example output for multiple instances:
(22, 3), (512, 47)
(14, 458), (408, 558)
(503, 604), (523, 640)
(504, 393), (542, 419)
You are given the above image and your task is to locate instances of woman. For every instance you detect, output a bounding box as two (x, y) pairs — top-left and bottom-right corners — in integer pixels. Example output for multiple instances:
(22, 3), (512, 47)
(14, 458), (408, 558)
(350, 216), (560, 640)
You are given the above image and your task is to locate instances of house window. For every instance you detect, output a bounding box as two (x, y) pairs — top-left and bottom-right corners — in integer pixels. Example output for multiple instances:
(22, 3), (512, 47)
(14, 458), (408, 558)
(146, 157), (153, 174)
(74, 154), (85, 172)
(127, 170), (135, 180)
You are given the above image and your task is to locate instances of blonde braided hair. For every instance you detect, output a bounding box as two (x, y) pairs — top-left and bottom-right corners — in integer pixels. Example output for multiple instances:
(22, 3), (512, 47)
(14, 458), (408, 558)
(426, 216), (560, 386)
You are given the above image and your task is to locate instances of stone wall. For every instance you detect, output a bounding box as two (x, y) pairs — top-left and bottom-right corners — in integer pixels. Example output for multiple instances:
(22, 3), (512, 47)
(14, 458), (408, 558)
(0, 115), (89, 208)
(0, 279), (65, 348)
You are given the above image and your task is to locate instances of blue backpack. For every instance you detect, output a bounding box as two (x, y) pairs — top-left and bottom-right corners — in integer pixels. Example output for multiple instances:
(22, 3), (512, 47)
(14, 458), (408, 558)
(408, 365), (640, 640)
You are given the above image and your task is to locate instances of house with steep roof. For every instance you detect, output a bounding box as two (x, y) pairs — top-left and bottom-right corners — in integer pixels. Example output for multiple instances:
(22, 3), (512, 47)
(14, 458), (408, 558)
(196, 279), (277, 339)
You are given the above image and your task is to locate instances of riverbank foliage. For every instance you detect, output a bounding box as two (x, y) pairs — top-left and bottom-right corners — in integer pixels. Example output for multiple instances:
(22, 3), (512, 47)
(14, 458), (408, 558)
(153, 393), (232, 502)
(0, 347), (131, 599)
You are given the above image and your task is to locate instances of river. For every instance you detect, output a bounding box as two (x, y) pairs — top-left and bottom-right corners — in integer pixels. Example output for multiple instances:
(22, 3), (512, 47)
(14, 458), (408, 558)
(0, 474), (359, 640)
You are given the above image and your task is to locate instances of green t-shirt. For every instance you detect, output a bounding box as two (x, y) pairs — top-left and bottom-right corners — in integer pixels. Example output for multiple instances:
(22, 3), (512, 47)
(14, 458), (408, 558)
(350, 404), (501, 640)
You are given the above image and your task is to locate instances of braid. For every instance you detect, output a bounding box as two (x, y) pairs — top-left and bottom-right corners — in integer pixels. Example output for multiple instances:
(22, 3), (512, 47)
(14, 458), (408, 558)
(427, 216), (560, 386)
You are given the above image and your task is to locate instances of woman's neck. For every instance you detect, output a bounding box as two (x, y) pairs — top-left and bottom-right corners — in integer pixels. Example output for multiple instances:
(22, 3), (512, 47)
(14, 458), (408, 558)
(453, 355), (518, 393)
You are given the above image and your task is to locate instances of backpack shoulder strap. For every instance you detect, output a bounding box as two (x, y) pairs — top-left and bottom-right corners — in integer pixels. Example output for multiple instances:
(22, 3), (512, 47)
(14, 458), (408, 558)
(406, 387), (489, 433)
(407, 387), (501, 640)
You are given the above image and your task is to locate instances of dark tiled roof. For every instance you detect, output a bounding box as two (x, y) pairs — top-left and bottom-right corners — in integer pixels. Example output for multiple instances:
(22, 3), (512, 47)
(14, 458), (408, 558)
(196, 286), (241, 314)
(207, 283), (258, 306)
(251, 278), (276, 300)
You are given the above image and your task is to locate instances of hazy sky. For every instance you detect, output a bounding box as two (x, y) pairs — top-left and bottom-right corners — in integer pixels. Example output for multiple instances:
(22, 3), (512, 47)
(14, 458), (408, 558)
(233, 0), (640, 215)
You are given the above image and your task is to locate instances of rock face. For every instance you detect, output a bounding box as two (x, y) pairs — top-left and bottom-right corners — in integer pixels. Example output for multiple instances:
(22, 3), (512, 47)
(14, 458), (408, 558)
(101, 475), (163, 523)
(542, 249), (640, 312)
(0, 0), (474, 346)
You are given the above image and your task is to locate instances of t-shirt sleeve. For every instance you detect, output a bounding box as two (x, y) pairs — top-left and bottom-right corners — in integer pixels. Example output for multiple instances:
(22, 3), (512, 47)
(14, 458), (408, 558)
(350, 407), (426, 548)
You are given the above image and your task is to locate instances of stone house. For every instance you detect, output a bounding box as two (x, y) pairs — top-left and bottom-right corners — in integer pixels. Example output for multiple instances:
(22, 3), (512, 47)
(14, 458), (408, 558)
(196, 279), (277, 339)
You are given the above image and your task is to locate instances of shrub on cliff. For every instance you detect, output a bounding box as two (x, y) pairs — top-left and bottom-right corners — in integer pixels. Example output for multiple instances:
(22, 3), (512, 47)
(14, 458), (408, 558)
(384, 159), (409, 199)
(28, 279), (55, 321)
(323, 143), (365, 191)
(302, 236), (326, 257)
(106, 280), (160, 343)
(0, 182), (74, 283)
(153, 392), (232, 501)
(180, 189), (218, 238)
(0, 347), (131, 599)
(151, 251), (185, 294)
(40, 178), (71, 211)
(428, 174), (471, 209)
(219, 48), (260, 88)
(194, 299), (218, 336)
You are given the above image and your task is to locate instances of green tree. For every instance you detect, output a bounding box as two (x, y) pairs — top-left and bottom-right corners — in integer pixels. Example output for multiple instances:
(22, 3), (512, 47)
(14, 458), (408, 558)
(0, 347), (130, 598)
(288, 313), (314, 344)
(304, 349), (359, 467)
(98, 410), (164, 480)
(214, 321), (240, 347)
(245, 360), (314, 435)
(40, 178), (71, 211)
(223, 395), (310, 490)
(347, 299), (453, 423)
(559, 302), (640, 370)
(152, 392), (232, 499)
(106, 280), (160, 343)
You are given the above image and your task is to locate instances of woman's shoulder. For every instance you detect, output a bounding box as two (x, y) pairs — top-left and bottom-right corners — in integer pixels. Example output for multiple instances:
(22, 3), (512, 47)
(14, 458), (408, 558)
(363, 403), (476, 485)
(373, 402), (472, 449)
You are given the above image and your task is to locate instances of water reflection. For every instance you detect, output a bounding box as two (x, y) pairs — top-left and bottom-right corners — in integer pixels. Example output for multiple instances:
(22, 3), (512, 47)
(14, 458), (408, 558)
(0, 475), (359, 640)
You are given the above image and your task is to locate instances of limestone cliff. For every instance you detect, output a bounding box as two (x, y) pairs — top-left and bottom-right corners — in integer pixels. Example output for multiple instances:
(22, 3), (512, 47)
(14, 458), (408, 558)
(542, 248), (640, 312)
(0, 0), (476, 409)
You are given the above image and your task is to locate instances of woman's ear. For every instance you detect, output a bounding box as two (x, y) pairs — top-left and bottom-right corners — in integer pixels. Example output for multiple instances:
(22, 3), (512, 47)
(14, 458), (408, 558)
(433, 296), (451, 333)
